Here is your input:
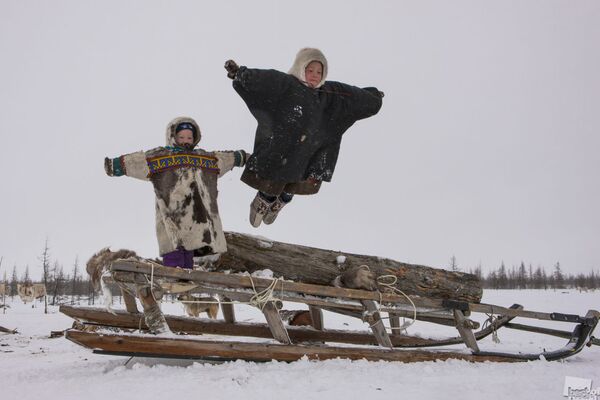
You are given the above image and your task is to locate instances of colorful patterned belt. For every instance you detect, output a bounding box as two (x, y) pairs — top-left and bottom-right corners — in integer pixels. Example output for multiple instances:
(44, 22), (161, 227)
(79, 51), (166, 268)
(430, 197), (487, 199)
(147, 153), (219, 176)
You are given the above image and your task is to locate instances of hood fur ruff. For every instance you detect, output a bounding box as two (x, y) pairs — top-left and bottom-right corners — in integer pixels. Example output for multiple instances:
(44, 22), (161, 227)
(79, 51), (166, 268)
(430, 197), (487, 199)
(288, 47), (328, 88)
(165, 116), (201, 147)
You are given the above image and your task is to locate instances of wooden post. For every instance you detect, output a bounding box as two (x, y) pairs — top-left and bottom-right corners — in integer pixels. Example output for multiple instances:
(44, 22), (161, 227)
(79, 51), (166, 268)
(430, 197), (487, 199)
(389, 314), (402, 336)
(136, 285), (170, 334)
(454, 309), (479, 352)
(261, 302), (292, 344)
(220, 296), (236, 323)
(361, 300), (393, 348)
(309, 306), (324, 330)
(122, 291), (139, 314)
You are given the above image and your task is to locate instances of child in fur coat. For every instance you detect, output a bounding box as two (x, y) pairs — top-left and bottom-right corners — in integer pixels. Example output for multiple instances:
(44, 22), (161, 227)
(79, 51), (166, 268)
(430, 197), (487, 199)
(225, 47), (383, 227)
(104, 116), (247, 269)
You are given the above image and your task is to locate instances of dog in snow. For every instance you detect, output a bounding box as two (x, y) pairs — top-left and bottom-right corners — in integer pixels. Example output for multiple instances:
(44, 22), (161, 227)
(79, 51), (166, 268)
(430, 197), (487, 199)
(177, 293), (219, 319)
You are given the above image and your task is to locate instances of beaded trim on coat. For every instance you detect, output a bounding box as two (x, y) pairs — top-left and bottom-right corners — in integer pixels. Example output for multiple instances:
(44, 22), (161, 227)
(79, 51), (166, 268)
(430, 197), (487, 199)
(146, 153), (219, 177)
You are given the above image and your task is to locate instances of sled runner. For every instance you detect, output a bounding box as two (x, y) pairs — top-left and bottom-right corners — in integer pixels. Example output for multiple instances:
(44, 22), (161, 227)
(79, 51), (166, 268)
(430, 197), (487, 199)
(62, 255), (599, 363)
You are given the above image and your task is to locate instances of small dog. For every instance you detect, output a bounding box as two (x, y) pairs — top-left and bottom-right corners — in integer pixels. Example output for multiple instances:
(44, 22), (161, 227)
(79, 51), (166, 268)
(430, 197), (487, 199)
(177, 293), (219, 319)
(279, 310), (313, 326)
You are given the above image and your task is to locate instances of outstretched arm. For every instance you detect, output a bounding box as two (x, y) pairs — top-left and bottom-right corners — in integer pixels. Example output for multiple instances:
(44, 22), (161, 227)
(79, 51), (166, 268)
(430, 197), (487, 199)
(328, 82), (384, 122)
(104, 151), (150, 181)
(225, 59), (291, 107)
(214, 150), (249, 177)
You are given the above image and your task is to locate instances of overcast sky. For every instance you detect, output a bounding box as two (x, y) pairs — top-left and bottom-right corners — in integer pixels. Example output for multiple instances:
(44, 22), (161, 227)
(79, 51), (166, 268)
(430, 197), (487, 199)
(1, 1), (599, 280)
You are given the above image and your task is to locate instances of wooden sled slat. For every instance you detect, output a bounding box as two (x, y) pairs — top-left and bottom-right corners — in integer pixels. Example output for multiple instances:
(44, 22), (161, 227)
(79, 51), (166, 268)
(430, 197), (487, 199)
(59, 304), (520, 348)
(111, 262), (594, 325)
(65, 329), (522, 363)
(110, 261), (445, 309)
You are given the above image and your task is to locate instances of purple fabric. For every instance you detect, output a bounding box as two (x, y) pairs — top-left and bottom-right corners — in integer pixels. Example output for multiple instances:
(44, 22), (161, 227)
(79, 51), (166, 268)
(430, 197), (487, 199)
(162, 248), (194, 269)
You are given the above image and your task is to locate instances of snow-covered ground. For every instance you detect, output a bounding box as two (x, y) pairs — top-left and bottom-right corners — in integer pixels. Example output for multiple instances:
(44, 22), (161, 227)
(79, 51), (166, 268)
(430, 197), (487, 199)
(1, 290), (599, 400)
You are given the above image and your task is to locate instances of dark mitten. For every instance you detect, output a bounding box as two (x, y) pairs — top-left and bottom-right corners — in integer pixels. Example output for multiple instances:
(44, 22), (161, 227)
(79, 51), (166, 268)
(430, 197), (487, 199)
(105, 156), (125, 176)
(224, 59), (240, 79)
(104, 157), (114, 176)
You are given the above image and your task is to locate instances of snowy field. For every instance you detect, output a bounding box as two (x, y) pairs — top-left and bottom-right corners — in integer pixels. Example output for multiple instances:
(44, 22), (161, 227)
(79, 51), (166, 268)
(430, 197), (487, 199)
(1, 289), (599, 400)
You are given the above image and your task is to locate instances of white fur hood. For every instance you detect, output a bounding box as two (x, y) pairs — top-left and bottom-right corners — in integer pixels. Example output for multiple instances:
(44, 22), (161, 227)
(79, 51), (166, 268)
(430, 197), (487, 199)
(288, 47), (328, 88)
(165, 116), (201, 147)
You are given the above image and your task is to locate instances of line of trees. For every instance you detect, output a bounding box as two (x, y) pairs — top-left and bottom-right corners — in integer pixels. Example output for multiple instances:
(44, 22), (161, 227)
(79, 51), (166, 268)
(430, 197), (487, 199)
(1, 240), (96, 308)
(1, 266), (94, 303)
(465, 260), (599, 290)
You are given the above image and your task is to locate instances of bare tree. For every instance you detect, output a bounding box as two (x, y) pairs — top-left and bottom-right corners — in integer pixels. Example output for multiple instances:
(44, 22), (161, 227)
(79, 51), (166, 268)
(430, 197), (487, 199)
(532, 266), (544, 289)
(517, 262), (527, 289)
(587, 270), (598, 290)
(553, 262), (565, 290)
(39, 238), (51, 314)
(71, 256), (80, 305)
(1, 263), (5, 314)
(10, 265), (18, 299)
(22, 265), (31, 284)
(51, 261), (65, 306)
(449, 255), (459, 272)
(0, 257), (4, 313)
(497, 262), (508, 289)
(472, 262), (483, 281)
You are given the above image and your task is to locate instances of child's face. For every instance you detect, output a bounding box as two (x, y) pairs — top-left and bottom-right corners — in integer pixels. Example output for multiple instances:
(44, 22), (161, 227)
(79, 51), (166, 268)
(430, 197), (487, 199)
(175, 130), (194, 147)
(304, 61), (323, 88)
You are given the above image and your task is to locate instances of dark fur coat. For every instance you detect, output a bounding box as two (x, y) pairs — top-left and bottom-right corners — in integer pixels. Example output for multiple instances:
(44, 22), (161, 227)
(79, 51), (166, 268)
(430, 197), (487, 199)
(232, 48), (382, 194)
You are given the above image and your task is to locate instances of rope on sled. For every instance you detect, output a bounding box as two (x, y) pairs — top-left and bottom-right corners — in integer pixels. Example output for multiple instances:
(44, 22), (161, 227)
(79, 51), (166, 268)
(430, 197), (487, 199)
(248, 275), (284, 311)
(482, 305), (501, 344)
(377, 274), (418, 333)
(354, 265), (418, 334)
(142, 260), (170, 303)
(169, 275), (284, 311)
(144, 261), (284, 311)
(142, 261), (420, 335)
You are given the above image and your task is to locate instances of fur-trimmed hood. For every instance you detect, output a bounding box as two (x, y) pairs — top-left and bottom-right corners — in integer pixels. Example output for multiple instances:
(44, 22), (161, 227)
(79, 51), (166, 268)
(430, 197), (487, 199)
(165, 116), (202, 147)
(288, 47), (328, 88)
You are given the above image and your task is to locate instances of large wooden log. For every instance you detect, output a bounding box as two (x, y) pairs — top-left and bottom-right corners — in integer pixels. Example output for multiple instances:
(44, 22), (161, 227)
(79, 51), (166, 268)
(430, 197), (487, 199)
(218, 232), (483, 303)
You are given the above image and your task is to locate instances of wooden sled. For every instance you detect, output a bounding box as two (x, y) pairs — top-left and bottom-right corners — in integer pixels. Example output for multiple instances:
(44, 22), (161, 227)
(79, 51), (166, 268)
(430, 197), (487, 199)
(61, 260), (599, 363)
(0, 326), (18, 334)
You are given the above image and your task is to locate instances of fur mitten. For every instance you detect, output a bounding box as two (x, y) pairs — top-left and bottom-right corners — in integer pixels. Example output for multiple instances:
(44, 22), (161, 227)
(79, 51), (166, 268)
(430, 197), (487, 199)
(104, 157), (113, 176)
(224, 59), (240, 79)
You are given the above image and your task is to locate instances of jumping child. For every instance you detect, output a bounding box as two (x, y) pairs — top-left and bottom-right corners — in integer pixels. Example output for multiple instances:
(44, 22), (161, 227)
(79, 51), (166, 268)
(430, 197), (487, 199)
(225, 47), (383, 227)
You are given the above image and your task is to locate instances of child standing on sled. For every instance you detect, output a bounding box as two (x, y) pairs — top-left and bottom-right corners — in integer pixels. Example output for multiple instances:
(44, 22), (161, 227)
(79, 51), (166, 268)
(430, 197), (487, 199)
(225, 48), (383, 227)
(104, 116), (247, 269)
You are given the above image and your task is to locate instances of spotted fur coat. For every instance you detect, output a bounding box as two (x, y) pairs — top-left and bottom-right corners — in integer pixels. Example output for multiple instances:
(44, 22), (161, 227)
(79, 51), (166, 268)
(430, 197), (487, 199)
(106, 116), (246, 256)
